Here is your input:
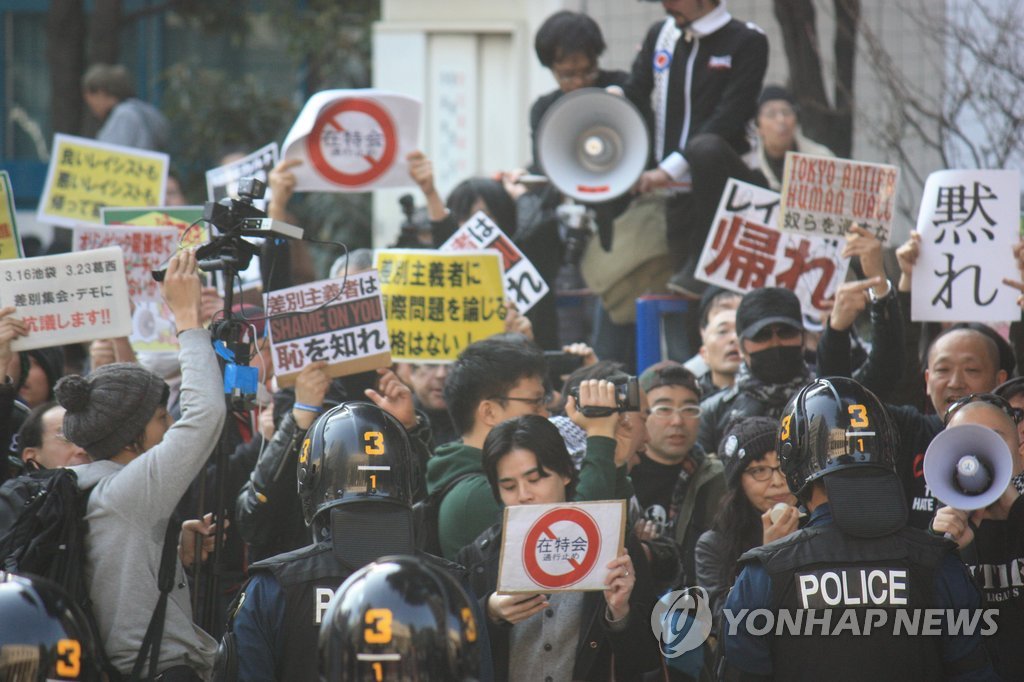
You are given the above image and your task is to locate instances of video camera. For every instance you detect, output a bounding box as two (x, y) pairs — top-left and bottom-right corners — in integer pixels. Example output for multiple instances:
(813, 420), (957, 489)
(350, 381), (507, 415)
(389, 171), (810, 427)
(569, 376), (641, 417)
(150, 176), (306, 410)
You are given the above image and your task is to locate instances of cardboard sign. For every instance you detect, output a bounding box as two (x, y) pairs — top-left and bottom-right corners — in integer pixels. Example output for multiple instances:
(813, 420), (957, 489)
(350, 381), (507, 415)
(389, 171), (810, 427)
(439, 211), (549, 314)
(912, 169), (1021, 322)
(779, 153), (899, 245)
(282, 89), (420, 192)
(0, 247), (132, 350)
(205, 142), (278, 210)
(375, 249), (506, 362)
(266, 270), (391, 387)
(37, 134), (168, 227)
(0, 171), (22, 260)
(71, 225), (178, 304)
(697, 179), (850, 318)
(497, 501), (625, 593)
(102, 206), (207, 250)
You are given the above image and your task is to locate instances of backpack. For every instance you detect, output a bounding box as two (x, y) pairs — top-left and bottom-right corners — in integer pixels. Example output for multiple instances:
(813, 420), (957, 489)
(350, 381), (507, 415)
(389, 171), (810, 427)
(0, 467), (179, 682)
(412, 472), (479, 557)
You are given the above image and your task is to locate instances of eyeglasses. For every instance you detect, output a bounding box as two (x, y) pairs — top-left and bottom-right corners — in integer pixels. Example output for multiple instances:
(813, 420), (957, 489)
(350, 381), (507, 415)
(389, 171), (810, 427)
(494, 394), (552, 409)
(648, 404), (702, 419)
(553, 68), (599, 85)
(748, 324), (802, 344)
(943, 393), (1024, 426)
(744, 464), (784, 482)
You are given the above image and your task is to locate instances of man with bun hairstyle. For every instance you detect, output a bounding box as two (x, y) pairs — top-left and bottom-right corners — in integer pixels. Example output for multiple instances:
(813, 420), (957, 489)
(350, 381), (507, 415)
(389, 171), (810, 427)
(57, 250), (226, 680)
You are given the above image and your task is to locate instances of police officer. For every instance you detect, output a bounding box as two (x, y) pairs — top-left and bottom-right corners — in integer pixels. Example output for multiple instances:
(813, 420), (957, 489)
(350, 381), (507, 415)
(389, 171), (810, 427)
(722, 377), (994, 681)
(217, 402), (490, 681)
(0, 571), (104, 681)
(319, 555), (481, 680)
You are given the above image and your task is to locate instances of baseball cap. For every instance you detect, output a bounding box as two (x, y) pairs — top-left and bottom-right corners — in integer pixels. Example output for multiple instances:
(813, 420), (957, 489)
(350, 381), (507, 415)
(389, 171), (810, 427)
(735, 288), (804, 340)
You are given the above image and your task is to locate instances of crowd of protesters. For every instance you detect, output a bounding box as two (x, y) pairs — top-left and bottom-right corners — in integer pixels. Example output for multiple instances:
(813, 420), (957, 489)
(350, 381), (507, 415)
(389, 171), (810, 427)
(3, 1), (1024, 680)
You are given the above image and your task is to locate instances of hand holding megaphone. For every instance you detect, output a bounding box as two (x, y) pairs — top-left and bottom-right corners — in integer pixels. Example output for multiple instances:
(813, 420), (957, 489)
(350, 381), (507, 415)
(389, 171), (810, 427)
(924, 424), (1020, 546)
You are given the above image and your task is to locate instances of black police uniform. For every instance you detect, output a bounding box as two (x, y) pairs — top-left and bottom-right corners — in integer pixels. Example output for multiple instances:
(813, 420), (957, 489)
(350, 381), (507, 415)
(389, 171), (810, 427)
(233, 543), (470, 681)
(737, 517), (955, 680)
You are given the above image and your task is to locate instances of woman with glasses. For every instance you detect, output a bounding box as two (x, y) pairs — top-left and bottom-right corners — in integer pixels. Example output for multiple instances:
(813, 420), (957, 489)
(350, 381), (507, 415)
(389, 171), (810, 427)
(695, 417), (801, 625)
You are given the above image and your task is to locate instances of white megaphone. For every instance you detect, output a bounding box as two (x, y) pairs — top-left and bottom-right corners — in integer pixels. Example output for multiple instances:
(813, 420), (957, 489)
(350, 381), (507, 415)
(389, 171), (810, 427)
(923, 424), (1014, 510)
(536, 87), (650, 203)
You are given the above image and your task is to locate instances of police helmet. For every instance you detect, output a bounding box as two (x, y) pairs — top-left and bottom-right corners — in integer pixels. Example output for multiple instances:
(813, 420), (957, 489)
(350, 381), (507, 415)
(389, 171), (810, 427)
(777, 376), (898, 499)
(298, 402), (415, 527)
(318, 555), (481, 681)
(0, 572), (102, 681)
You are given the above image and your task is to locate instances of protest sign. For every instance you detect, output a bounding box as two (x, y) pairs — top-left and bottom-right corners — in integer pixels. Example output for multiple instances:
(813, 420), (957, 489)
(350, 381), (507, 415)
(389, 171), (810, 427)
(375, 249), (506, 362)
(0, 171), (22, 260)
(779, 152), (899, 245)
(205, 142), (278, 210)
(912, 169), (1020, 322)
(497, 501), (625, 593)
(0, 247), (131, 351)
(266, 270), (391, 387)
(282, 89), (420, 192)
(37, 134), (168, 228)
(440, 211), (548, 313)
(72, 224), (177, 303)
(697, 179), (850, 318)
(102, 206), (207, 250)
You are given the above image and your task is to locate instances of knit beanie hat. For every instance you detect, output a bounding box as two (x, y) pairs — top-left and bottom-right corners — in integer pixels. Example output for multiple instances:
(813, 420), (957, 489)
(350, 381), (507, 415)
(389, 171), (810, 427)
(758, 84), (797, 110)
(54, 362), (169, 460)
(720, 416), (780, 485)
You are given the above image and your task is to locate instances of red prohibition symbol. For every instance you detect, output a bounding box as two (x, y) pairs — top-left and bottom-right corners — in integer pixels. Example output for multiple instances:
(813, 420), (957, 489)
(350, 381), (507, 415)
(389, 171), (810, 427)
(522, 506), (601, 589)
(306, 98), (397, 187)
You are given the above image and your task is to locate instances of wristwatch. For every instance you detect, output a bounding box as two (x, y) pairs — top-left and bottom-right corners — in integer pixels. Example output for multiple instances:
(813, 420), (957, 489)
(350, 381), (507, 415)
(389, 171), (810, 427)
(868, 278), (893, 303)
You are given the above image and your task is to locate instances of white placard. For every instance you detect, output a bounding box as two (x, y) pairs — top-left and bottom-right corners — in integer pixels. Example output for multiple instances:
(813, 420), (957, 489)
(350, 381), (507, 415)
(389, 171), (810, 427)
(281, 89), (421, 193)
(71, 224), (178, 303)
(497, 501), (625, 593)
(439, 211), (549, 314)
(912, 170), (1021, 322)
(265, 270), (391, 387)
(697, 179), (850, 319)
(779, 152), (900, 245)
(0, 247), (132, 350)
(205, 142), (278, 210)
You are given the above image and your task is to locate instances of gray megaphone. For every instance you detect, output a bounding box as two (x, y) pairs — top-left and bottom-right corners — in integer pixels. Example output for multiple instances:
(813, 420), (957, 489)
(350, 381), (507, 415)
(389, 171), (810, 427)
(536, 87), (650, 202)
(923, 424), (1014, 510)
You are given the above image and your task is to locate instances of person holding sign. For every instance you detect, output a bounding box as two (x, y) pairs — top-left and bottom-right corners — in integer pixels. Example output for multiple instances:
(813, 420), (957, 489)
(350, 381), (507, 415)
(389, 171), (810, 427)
(425, 339), (630, 559)
(56, 249), (227, 679)
(457, 415), (661, 681)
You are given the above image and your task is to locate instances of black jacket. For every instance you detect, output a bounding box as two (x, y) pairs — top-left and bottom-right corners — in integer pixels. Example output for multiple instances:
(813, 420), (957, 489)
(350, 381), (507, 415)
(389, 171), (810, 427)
(816, 284), (904, 401)
(456, 523), (661, 681)
(624, 16), (768, 162)
(236, 407), (436, 562)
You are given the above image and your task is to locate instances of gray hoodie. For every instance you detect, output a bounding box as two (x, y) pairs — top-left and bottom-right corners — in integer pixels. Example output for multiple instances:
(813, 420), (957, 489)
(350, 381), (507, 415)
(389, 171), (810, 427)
(71, 328), (226, 677)
(97, 97), (170, 152)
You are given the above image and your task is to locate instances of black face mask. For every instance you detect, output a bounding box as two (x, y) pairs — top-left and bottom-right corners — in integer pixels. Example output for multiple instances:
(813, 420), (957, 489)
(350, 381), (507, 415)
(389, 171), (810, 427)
(748, 345), (805, 384)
